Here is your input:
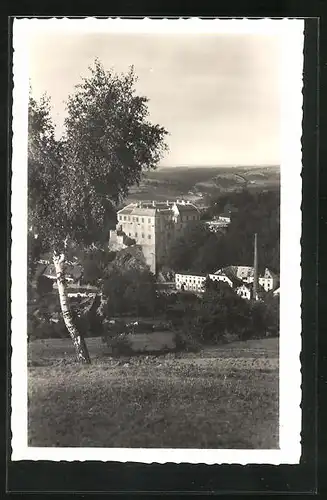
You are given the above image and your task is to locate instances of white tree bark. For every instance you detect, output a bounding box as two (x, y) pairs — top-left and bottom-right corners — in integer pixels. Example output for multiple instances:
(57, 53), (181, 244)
(53, 252), (91, 364)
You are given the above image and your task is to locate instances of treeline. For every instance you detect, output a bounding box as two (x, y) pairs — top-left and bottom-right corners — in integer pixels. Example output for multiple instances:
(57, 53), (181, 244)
(28, 269), (279, 347)
(169, 281), (279, 349)
(164, 188), (280, 274)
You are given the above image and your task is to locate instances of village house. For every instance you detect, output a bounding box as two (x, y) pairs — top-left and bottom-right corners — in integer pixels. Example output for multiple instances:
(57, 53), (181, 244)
(39, 262), (84, 286)
(235, 282), (265, 300)
(111, 200), (200, 274)
(175, 269), (243, 294)
(175, 262), (279, 301)
(258, 267), (279, 292)
(205, 214), (231, 233)
(175, 272), (206, 293)
(215, 265), (279, 292)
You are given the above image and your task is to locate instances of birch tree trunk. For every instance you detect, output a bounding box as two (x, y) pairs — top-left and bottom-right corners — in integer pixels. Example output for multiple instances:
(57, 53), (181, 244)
(53, 253), (91, 364)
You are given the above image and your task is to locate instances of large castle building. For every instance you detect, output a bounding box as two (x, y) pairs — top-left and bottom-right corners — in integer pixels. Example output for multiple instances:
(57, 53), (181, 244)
(110, 200), (200, 274)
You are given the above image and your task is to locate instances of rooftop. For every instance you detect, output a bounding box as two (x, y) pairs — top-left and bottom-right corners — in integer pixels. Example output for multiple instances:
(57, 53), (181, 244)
(118, 200), (199, 216)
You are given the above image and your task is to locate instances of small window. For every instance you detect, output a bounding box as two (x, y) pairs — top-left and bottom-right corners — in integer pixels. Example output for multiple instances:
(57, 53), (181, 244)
(142, 218), (144, 223)
(135, 232), (138, 238)
(148, 234), (151, 240)
(127, 216), (130, 221)
(123, 216), (126, 221)
(141, 233), (145, 238)
(119, 215), (122, 221)
(148, 218), (151, 223)
(128, 233), (131, 236)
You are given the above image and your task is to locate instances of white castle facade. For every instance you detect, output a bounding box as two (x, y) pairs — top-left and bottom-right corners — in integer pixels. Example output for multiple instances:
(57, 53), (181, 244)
(109, 200), (201, 274)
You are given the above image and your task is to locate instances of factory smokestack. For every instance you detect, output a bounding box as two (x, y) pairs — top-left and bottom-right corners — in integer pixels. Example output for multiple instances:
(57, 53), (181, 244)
(253, 233), (258, 301)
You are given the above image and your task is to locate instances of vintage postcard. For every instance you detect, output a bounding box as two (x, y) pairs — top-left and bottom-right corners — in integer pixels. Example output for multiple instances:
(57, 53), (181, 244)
(11, 17), (303, 464)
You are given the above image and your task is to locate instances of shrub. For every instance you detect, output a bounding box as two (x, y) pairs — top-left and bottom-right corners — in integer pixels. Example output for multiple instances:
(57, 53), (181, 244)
(36, 275), (53, 295)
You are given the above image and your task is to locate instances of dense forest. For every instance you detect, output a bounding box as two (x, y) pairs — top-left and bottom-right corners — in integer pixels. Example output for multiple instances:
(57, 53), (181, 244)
(165, 188), (280, 274)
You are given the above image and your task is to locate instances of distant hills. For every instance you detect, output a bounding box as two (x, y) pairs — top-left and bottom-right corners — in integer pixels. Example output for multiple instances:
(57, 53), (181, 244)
(127, 165), (280, 206)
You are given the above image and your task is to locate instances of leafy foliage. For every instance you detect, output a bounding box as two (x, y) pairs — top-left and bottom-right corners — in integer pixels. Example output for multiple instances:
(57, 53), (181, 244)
(28, 60), (168, 253)
(165, 222), (215, 273)
(166, 283), (279, 349)
(102, 267), (157, 317)
(78, 248), (116, 285)
(166, 189), (280, 274)
(208, 189), (280, 273)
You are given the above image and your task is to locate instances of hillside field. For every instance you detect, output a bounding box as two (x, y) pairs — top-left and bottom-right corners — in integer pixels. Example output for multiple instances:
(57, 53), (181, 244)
(28, 337), (279, 449)
(126, 165), (280, 204)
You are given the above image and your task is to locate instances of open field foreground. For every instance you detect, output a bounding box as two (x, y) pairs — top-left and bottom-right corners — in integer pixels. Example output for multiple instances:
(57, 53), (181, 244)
(28, 337), (279, 449)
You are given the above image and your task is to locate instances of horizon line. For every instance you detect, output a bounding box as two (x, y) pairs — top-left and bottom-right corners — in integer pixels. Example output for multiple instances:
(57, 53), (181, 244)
(158, 164), (280, 169)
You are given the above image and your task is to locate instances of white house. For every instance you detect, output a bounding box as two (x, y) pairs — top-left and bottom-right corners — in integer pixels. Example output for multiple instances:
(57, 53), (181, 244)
(236, 283), (252, 300)
(175, 273), (206, 293)
(208, 271), (234, 288)
(175, 269), (243, 294)
(258, 268), (279, 292)
(205, 214), (231, 233)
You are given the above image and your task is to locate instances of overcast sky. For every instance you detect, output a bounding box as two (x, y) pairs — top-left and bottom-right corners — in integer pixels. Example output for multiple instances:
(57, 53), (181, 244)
(28, 32), (281, 167)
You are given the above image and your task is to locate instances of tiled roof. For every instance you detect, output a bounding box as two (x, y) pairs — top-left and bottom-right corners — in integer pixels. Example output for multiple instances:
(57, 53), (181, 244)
(223, 270), (244, 287)
(176, 204), (200, 213)
(118, 206), (134, 215)
(43, 263), (83, 280)
(236, 282), (265, 293)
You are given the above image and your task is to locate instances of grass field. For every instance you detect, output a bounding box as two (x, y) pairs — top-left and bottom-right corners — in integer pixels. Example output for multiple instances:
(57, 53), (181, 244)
(28, 337), (279, 449)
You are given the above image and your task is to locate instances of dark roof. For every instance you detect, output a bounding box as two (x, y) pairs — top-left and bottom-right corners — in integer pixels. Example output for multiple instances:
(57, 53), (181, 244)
(176, 271), (206, 278)
(43, 263), (83, 280)
(236, 282), (265, 293)
(177, 204), (199, 213)
(223, 270), (244, 288)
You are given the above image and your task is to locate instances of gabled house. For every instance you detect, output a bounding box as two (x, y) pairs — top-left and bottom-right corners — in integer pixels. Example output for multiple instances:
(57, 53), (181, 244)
(258, 267), (279, 292)
(235, 282), (265, 300)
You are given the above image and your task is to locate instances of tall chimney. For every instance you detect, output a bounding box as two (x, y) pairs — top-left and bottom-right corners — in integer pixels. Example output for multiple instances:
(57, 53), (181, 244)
(253, 233), (258, 300)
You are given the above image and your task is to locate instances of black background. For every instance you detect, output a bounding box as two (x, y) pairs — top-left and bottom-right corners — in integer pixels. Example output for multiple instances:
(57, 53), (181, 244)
(3, 7), (323, 496)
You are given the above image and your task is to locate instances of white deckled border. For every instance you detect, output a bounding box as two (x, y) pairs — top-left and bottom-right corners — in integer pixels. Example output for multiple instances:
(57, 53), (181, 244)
(11, 17), (304, 464)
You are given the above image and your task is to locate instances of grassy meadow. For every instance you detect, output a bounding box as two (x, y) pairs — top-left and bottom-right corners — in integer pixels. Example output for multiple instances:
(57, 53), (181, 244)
(28, 337), (279, 449)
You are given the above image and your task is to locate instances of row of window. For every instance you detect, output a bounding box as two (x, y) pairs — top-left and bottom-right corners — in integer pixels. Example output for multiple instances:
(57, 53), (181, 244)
(176, 276), (205, 283)
(181, 215), (199, 221)
(130, 232), (152, 240)
(119, 215), (152, 223)
(119, 214), (199, 223)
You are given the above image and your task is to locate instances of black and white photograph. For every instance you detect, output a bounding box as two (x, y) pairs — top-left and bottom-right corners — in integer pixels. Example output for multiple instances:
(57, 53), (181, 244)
(11, 18), (303, 464)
